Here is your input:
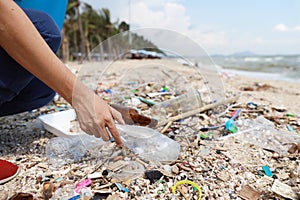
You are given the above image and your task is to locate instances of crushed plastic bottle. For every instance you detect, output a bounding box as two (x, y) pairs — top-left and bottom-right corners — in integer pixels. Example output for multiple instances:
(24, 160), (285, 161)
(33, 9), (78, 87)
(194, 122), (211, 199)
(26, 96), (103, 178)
(46, 124), (180, 166)
(45, 133), (111, 167)
(117, 124), (180, 162)
(45, 136), (87, 167)
(221, 116), (300, 154)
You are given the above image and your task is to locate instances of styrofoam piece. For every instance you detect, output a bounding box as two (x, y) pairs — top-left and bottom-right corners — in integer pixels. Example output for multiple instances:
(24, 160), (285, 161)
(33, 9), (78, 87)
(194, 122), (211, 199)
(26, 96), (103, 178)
(38, 109), (85, 137)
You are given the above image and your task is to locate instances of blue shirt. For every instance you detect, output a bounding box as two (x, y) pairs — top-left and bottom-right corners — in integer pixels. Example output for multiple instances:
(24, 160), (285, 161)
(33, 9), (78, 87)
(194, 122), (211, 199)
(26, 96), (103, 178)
(15, 0), (67, 29)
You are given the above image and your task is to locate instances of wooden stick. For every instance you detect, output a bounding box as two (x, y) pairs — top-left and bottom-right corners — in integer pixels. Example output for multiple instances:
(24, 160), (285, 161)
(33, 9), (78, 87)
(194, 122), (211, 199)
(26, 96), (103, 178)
(157, 96), (239, 127)
(161, 121), (173, 134)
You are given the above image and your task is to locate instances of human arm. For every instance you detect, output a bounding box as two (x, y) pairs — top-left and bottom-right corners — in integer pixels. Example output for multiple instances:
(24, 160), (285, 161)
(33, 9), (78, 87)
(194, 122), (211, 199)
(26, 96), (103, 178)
(0, 0), (123, 145)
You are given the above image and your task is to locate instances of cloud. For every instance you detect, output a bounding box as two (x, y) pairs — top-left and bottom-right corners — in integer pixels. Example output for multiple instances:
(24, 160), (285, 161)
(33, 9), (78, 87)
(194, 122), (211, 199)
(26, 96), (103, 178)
(274, 23), (300, 32)
(119, 1), (227, 53)
(82, 0), (300, 54)
(125, 1), (190, 32)
(274, 23), (288, 31)
(294, 26), (300, 31)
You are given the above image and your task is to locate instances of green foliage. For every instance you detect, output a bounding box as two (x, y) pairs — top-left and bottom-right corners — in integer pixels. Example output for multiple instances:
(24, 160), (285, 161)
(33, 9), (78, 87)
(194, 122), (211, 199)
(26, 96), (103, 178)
(61, 1), (161, 61)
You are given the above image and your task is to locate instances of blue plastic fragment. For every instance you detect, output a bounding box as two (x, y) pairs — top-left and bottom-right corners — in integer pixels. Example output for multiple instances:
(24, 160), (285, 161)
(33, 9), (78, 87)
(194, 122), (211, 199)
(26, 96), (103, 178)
(104, 89), (113, 94)
(115, 182), (129, 192)
(225, 109), (242, 133)
(262, 165), (273, 177)
(225, 119), (238, 133)
(225, 119), (235, 130)
(68, 195), (80, 200)
(247, 102), (257, 109)
(138, 97), (156, 106)
(287, 125), (294, 132)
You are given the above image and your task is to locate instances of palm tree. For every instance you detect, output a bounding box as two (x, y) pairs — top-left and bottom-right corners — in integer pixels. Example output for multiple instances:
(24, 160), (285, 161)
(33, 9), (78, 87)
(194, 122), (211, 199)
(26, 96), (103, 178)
(61, 2), (160, 62)
(62, 1), (77, 62)
(75, 1), (86, 63)
(99, 8), (116, 60)
(62, 0), (81, 62)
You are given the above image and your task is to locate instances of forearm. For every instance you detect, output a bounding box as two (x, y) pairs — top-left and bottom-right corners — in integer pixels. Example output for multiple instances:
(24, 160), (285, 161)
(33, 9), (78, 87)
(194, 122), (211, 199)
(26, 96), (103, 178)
(0, 0), (75, 104)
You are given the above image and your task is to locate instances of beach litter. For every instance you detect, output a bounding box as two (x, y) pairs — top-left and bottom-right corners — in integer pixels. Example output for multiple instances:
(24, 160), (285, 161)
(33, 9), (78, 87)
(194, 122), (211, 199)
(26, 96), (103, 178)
(1, 61), (300, 199)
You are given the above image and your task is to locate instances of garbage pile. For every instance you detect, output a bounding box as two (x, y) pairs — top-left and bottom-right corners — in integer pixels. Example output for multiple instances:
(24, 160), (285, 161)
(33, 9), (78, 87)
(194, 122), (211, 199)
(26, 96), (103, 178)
(0, 61), (299, 199)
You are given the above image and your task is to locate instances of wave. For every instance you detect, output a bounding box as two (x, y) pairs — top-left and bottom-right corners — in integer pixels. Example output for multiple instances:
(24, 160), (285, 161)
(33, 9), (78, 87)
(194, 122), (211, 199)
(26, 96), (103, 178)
(211, 55), (300, 82)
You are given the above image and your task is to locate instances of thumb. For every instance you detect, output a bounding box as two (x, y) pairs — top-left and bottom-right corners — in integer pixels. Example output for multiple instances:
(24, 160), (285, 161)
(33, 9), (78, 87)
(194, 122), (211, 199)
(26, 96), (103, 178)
(109, 106), (125, 125)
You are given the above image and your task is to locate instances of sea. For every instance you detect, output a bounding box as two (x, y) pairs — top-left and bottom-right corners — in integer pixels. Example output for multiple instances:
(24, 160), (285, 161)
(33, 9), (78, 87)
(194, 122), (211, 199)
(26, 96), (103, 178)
(210, 54), (300, 83)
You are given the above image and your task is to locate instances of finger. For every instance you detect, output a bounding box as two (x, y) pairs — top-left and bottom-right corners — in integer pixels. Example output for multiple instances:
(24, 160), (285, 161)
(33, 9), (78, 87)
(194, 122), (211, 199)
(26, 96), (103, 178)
(100, 125), (110, 141)
(106, 121), (122, 147)
(93, 129), (102, 138)
(84, 123), (102, 138)
(79, 123), (94, 136)
(109, 106), (125, 125)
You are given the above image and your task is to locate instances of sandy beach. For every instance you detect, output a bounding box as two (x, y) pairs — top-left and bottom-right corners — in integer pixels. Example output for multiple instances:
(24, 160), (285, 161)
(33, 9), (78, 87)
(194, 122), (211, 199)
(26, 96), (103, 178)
(223, 73), (300, 114)
(0, 59), (299, 199)
(75, 58), (300, 114)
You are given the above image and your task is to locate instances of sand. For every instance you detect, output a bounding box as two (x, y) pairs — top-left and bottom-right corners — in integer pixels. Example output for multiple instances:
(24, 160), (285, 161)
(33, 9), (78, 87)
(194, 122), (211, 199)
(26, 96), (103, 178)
(73, 59), (300, 114)
(0, 59), (299, 199)
(222, 73), (300, 114)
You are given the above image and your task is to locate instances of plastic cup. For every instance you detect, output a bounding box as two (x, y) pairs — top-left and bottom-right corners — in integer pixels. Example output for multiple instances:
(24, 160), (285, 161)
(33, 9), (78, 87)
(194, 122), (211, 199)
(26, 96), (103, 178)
(150, 89), (203, 122)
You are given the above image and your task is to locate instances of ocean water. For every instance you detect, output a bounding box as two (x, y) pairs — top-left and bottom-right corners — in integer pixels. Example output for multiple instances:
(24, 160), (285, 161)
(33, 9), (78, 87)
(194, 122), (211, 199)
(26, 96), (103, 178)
(210, 55), (300, 82)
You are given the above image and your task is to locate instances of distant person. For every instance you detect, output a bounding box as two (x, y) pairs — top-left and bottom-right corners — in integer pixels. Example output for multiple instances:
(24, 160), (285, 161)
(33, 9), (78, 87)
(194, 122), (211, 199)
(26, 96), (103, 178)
(0, 0), (124, 184)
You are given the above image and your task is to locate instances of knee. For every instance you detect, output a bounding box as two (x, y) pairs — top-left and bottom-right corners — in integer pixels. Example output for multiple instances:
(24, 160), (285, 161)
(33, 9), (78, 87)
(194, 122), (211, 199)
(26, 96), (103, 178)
(39, 89), (56, 107)
(0, 87), (56, 117)
(19, 77), (57, 109)
(20, 87), (56, 111)
(21, 88), (56, 112)
(23, 9), (62, 53)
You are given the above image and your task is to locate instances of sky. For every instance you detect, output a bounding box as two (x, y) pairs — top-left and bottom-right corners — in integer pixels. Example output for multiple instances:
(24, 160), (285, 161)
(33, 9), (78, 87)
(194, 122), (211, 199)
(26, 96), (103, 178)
(81, 0), (300, 55)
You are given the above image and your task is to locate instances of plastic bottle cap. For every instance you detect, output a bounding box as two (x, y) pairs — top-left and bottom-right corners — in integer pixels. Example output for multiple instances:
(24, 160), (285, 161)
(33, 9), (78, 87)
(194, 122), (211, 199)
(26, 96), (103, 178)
(287, 125), (294, 132)
(225, 119), (238, 132)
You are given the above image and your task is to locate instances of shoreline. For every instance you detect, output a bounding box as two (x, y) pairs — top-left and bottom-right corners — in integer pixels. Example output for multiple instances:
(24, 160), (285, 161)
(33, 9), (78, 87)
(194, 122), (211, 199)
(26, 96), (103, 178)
(220, 68), (300, 83)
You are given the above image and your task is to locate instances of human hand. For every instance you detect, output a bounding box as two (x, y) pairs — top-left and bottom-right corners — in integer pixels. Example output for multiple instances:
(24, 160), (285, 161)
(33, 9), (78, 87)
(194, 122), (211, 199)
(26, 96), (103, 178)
(110, 104), (158, 128)
(72, 80), (124, 146)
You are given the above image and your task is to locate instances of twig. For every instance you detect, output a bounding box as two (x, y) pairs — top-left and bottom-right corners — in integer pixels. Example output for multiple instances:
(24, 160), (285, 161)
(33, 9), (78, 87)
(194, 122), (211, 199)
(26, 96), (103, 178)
(79, 161), (106, 182)
(157, 96), (239, 127)
(161, 121), (173, 134)
(216, 102), (243, 118)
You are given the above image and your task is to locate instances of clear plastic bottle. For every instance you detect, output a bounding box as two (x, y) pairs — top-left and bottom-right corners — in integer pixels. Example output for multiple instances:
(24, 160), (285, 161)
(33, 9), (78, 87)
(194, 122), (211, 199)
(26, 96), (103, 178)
(150, 89), (202, 122)
(46, 125), (180, 166)
(229, 116), (300, 154)
(117, 124), (180, 161)
(45, 136), (87, 167)
(45, 134), (110, 167)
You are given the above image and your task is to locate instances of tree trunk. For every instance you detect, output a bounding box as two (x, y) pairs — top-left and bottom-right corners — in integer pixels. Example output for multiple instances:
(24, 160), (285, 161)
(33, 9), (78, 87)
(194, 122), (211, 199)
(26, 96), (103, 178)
(86, 39), (91, 61)
(96, 35), (104, 61)
(76, 5), (85, 63)
(61, 27), (69, 63)
(73, 26), (78, 56)
(107, 36), (112, 60)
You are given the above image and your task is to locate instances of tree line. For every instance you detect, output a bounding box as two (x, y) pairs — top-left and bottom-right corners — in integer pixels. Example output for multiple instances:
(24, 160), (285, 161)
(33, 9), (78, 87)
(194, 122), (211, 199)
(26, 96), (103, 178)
(60, 0), (159, 62)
